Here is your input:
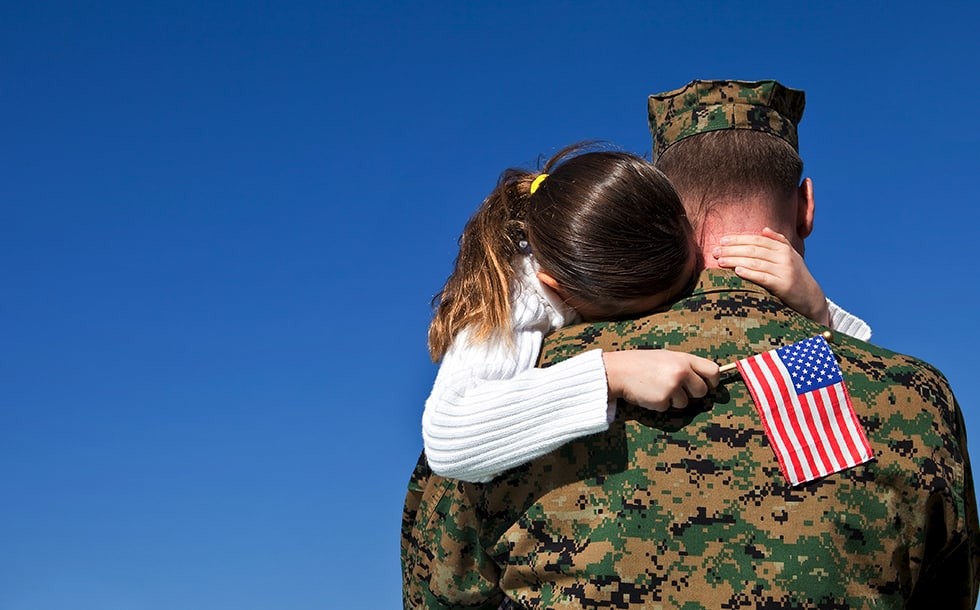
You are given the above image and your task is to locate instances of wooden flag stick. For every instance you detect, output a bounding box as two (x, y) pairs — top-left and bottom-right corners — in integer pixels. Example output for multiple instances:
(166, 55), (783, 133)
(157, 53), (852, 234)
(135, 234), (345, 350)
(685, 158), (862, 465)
(719, 361), (739, 375)
(718, 330), (834, 376)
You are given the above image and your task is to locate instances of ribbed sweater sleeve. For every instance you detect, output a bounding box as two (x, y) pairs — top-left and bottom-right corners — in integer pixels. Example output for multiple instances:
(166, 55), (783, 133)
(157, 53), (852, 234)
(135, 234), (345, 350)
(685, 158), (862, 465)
(826, 298), (872, 341)
(422, 257), (613, 483)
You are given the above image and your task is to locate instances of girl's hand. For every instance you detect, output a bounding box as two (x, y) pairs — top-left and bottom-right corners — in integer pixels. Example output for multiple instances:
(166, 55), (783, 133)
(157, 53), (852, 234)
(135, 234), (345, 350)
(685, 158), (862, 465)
(713, 227), (830, 326)
(602, 350), (720, 412)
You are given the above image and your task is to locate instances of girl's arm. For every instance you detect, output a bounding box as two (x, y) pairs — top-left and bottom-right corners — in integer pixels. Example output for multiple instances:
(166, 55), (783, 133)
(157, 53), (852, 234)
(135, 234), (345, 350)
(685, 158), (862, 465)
(713, 227), (872, 340)
(423, 260), (720, 483)
(422, 307), (613, 484)
(824, 297), (872, 341)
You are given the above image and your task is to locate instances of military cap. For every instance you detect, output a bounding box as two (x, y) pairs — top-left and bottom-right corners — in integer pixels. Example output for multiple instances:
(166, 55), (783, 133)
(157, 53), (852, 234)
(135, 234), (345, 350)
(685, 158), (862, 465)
(648, 79), (805, 161)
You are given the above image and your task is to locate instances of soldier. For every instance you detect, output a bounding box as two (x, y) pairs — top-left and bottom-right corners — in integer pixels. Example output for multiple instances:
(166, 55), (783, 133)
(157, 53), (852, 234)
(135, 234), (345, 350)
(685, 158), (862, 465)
(402, 80), (980, 608)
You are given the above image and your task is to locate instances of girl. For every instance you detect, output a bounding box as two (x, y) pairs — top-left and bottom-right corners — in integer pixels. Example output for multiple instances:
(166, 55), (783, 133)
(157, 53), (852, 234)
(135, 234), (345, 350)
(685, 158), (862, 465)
(424, 144), (869, 483)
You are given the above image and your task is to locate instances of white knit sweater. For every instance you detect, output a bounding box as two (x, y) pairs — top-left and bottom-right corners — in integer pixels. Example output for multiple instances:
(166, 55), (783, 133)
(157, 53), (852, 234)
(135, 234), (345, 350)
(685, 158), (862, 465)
(422, 257), (872, 483)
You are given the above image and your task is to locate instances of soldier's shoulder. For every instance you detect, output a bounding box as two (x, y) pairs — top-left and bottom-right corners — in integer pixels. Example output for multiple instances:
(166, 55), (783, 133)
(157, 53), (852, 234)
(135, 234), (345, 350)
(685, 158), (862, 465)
(833, 335), (964, 446)
(835, 333), (953, 389)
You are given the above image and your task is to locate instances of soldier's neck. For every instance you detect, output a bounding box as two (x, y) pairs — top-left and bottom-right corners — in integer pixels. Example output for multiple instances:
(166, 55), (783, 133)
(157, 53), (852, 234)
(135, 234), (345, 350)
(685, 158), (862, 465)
(696, 209), (797, 270)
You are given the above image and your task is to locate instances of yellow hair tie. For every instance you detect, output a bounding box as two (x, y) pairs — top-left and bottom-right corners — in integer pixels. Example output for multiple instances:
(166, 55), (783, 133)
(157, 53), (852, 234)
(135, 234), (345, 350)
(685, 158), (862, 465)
(529, 173), (549, 195)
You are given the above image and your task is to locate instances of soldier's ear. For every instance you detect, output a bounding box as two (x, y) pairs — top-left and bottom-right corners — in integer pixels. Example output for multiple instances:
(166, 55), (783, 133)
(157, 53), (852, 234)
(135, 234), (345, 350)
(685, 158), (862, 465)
(796, 177), (815, 239)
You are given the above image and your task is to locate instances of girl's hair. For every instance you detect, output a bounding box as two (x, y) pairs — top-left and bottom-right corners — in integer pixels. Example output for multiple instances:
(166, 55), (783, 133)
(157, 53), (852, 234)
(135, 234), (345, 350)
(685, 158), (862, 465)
(427, 143), (694, 361)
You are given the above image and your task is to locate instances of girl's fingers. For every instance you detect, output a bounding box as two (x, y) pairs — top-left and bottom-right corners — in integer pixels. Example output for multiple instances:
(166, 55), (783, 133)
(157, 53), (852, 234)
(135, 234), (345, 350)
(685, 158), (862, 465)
(714, 240), (792, 262)
(715, 244), (772, 260)
(689, 358), (722, 389)
(682, 357), (719, 403)
(760, 227), (791, 244)
(714, 248), (782, 266)
(715, 255), (781, 273)
(729, 266), (779, 287)
(718, 231), (791, 253)
(669, 388), (689, 410)
(683, 374), (709, 400)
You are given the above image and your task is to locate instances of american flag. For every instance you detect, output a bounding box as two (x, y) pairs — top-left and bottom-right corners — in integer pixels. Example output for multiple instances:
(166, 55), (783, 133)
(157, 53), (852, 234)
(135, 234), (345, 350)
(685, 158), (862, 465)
(735, 335), (874, 486)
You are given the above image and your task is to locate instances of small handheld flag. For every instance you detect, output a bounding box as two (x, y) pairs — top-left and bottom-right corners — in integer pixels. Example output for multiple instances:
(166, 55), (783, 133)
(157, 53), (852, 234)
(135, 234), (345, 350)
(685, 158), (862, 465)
(730, 334), (873, 486)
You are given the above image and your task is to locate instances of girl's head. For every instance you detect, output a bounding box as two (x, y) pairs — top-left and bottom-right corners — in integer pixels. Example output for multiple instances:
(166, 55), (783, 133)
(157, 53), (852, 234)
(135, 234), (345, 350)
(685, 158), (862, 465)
(428, 143), (696, 361)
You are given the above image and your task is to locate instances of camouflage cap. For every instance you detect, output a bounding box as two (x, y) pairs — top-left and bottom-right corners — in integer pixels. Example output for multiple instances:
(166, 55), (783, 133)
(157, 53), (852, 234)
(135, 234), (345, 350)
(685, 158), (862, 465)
(648, 79), (805, 161)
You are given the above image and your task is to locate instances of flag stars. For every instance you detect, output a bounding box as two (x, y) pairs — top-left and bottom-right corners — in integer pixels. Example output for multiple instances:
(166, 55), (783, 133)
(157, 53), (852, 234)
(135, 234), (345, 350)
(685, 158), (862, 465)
(776, 335), (845, 394)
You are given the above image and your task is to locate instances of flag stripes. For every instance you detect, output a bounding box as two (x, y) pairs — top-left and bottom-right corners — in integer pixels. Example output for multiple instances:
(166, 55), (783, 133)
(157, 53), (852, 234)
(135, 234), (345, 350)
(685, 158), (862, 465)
(735, 335), (873, 486)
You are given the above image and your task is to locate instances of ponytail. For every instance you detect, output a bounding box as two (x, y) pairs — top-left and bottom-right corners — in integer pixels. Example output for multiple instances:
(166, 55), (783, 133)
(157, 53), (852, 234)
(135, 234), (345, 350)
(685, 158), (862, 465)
(428, 143), (694, 362)
(427, 169), (537, 361)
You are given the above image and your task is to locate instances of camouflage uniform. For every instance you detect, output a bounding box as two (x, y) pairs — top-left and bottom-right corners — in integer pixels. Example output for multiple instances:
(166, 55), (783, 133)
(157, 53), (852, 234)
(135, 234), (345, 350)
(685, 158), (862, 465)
(403, 272), (979, 608)
(647, 79), (805, 162)
(401, 80), (980, 608)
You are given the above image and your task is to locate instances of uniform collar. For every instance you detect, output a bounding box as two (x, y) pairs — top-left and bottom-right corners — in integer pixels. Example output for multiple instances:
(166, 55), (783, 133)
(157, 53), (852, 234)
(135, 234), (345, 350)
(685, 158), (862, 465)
(688, 268), (772, 298)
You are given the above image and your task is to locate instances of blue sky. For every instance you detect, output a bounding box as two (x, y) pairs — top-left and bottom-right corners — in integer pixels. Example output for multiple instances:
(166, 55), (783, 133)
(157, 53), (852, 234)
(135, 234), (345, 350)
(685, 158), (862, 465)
(3, 2), (979, 608)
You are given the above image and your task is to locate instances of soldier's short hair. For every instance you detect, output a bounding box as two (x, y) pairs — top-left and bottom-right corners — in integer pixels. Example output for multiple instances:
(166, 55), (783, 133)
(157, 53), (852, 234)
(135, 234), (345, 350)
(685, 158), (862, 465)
(656, 129), (803, 205)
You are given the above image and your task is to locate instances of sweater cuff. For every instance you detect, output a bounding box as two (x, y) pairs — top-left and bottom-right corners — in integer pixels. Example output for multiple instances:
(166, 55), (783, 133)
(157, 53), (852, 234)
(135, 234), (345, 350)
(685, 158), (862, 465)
(826, 297), (872, 341)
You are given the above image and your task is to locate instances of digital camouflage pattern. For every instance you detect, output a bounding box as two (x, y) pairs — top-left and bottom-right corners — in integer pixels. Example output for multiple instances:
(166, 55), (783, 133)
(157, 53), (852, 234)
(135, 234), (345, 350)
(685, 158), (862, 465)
(648, 79), (806, 162)
(402, 270), (980, 609)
